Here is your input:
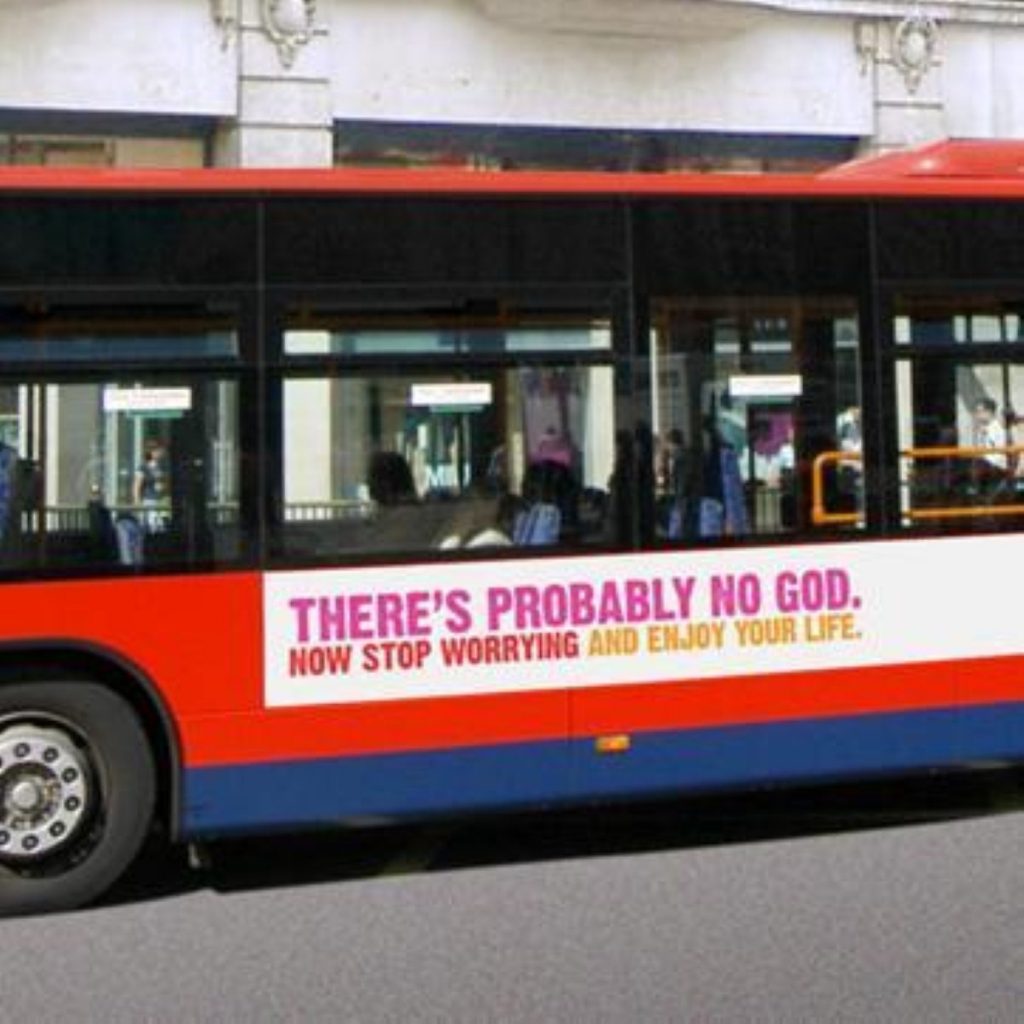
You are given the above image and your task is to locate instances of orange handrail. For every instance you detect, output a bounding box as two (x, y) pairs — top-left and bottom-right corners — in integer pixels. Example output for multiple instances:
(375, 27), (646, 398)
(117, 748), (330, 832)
(902, 444), (1024, 522)
(811, 445), (1024, 526)
(811, 451), (863, 526)
(905, 444), (1024, 461)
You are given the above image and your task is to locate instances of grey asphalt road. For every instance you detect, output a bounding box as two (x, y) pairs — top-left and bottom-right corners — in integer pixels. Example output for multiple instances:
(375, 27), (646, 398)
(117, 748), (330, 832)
(2, 773), (1022, 1023)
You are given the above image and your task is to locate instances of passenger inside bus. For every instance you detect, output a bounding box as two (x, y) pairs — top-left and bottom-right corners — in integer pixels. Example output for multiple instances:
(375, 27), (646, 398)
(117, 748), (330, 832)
(281, 359), (617, 559)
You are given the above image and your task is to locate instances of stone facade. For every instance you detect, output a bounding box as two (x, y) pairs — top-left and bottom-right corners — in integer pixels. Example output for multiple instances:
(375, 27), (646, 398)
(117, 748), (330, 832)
(0, 0), (1021, 167)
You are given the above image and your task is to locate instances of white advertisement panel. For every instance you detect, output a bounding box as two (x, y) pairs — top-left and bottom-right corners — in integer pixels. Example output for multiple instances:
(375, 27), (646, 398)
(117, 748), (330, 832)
(263, 535), (1022, 708)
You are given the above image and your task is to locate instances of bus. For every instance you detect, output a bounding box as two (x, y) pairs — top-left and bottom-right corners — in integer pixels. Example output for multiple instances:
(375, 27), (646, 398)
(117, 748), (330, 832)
(1, 139), (1023, 915)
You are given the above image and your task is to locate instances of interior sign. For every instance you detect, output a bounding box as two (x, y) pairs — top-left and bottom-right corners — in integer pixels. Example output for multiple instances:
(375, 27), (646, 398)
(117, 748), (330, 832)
(103, 387), (193, 414)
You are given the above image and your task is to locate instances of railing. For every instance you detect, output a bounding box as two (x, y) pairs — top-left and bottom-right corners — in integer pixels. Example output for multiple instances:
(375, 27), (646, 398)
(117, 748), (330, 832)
(26, 503), (241, 533)
(749, 485), (785, 533)
(20, 500), (373, 535)
(283, 500), (374, 523)
(812, 445), (1024, 526)
(811, 451), (864, 527)
(897, 445), (1024, 522)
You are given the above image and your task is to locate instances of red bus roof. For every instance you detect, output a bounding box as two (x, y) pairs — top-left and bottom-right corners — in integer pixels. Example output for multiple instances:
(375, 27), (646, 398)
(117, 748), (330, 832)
(821, 138), (1024, 180)
(0, 139), (1022, 199)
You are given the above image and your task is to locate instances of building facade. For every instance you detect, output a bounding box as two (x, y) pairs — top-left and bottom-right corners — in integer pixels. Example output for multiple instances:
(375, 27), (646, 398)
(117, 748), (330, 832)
(0, 0), (1022, 170)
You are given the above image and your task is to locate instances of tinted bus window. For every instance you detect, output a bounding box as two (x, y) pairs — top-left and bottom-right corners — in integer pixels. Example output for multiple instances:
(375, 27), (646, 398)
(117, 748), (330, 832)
(876, 202), (1024, 283)
(264, 199), (627, 286)
(280, 365), (616, 559)
(0, 302), (239, 362)
(893, 294), (1024, 532)
(0, 378), (241, 574)
(0, 199), (258, 287)
(646, 296), (863, 540)
(277, 305), (619, 560)
(284, 316), (611, 357)
(634, 201), (868, 296)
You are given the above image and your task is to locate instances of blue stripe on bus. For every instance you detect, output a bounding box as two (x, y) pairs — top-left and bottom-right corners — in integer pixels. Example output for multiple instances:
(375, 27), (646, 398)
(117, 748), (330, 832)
(181, 703), (1024, 836)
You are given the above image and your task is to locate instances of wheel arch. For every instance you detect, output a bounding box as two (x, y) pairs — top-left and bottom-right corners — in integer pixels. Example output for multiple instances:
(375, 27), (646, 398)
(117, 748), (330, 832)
(0, 640), (183, 841)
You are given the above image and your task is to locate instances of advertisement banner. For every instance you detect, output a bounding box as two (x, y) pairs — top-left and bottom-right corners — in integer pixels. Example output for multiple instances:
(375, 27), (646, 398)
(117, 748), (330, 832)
(263, 535), (1021, 708)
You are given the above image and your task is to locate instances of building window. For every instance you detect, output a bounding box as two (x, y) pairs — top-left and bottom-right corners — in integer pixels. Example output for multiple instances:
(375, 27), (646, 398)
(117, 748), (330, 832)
(0, 134), (205, 168)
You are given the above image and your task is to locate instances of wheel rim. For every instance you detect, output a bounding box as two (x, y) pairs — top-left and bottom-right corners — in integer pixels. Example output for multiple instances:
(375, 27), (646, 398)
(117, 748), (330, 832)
(0, 721), (93, 865)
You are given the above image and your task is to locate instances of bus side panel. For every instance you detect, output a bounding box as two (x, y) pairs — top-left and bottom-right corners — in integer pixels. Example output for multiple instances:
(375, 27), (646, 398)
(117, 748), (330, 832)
(182, 737), (572, 833)
(179, 700), (1024, 836)
(0, 573), (265, 719)
(570, 654), (1023, 802)
(177, 652), (1024, 836)
(178, 653), (1020, 769)
(569, 703), (1024, 806)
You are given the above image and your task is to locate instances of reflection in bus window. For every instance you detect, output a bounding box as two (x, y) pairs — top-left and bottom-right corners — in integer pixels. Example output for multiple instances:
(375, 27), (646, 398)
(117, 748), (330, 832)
(281, 365), (616, 558)
(648, 297), (863, 540)
(0, 379), (241, 572)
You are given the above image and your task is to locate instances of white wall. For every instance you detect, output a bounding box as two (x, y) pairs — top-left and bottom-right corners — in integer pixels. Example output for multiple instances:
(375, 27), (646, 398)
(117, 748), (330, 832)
(0, 0), (235, 116)
(332, 0), (872, 135)
(0, 0), (1021, 161)
(944, 25), (1024, 139)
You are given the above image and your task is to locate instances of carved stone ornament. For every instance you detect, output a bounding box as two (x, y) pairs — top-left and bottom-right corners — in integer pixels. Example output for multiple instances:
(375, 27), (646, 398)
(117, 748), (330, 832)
(210, 0), (239, 51)
(892, 13), (938, 94)
(854, 19), (879, 76)
(261, 0), (317, 69)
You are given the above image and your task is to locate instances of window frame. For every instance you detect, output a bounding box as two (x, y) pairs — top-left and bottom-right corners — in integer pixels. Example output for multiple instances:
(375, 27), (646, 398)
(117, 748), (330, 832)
(878, 282), (1024, 536)
(0, 288), (261, 579)
(265, 289), (627, 568)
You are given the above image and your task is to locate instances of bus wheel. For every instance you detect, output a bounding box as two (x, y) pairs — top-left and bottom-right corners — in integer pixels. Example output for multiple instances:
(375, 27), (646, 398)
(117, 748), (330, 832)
(0, 682), (155, 917)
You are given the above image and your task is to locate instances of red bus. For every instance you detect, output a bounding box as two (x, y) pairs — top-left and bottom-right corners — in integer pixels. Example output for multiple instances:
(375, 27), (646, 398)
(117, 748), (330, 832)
(1, 140), (1023, 915)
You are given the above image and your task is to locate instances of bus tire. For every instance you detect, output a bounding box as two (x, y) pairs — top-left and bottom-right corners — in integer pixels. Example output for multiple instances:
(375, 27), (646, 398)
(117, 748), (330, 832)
(0, 681), (155, 917)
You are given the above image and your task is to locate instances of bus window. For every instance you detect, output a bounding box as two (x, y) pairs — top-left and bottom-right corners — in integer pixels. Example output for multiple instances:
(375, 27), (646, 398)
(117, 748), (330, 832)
(279, 365), (617, 560)
(896, 358), (1024, 530)
(893, 298), (1023, 346)
(283, 319), (611, 356)
(0, 379), (241, 573)
(647, 297), (863, 541)
(893, 294), (1024, 532)
(0, 302), (238, 362)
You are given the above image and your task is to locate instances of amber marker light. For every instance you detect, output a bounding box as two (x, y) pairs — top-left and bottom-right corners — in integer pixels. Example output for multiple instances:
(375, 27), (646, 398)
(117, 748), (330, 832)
(595, 735), (632, 755)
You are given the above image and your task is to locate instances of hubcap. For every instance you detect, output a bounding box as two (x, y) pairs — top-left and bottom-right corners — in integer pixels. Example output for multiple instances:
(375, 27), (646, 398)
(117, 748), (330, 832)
(0, 724), (92, 862)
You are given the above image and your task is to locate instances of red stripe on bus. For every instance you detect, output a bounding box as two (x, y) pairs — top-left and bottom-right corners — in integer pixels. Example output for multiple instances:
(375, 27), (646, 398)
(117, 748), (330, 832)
(178, 654), (1024, 767)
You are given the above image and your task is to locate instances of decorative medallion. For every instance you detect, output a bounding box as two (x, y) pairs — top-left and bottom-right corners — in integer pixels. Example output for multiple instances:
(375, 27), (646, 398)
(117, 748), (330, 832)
(892, 13), (938, 94)
(261, 0), (317, 69)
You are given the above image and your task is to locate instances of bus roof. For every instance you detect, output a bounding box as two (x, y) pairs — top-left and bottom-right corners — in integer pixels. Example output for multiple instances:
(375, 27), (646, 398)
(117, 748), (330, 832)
(0, 139), (1022, 200)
